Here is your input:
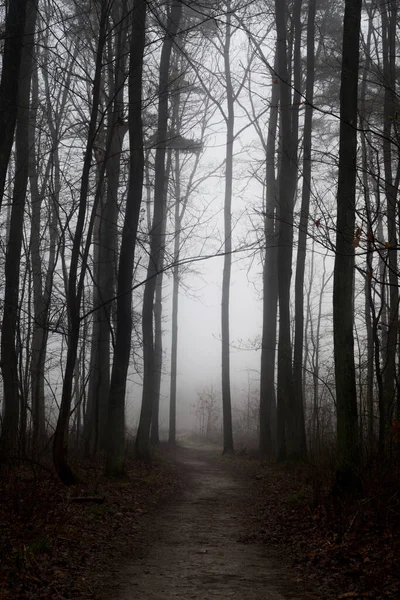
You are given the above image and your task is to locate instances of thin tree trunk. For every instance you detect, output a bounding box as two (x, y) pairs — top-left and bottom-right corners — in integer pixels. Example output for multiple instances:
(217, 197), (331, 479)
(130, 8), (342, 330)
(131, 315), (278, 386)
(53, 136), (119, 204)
(293, 0), (317, 461)
(151, 149), (173, 446)
(167, 86), (207, 445)
(359, 8), (374, 453)
(221, 3), (234, 454)
(168, 151), (180, 445)
(84, 141), (106, 457)
(135, 0), (182, 461)
(259, 53), (279, 458)
(29, 54), (46, 450)
(380, 1), (398, 455)
(53, 4), (109, 484)
(375, 206), (386, 447)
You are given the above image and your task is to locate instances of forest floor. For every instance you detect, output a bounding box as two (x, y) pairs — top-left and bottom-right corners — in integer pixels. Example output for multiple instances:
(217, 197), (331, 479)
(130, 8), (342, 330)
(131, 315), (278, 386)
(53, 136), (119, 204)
(1, 441), (400, 599)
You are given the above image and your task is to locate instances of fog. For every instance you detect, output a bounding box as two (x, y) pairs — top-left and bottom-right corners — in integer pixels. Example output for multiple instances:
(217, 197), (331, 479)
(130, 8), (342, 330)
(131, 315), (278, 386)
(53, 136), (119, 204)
(127, 234), (264, 433)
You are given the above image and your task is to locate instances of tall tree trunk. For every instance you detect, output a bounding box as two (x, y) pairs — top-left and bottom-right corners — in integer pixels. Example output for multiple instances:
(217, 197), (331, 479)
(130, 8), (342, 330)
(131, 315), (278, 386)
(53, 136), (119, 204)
(359, 9), (374, 453)
(259, 53), (279, 458)
(167, 87), (206, 445)
(380, 1), (398, 455)
(221, 3), (234, 454)
(1, 0), (36, 456)
(274, 0), (300, 461)
(168, 152), (181, 446)
(53, 4), (108, 484)
(29, 40), (73, 451)
(84, 149), (106, 457)
(105, 0), (147, 476)
(135, 0), (182, 461)
(0, 0), (27, 210)
(333, 0), (361, 484)
(285, 0), (305, 460)
(31, 38), (80, 453)
(151, 149), (172, 446)
(150, 269), (163, 446)
(29, 53), (46, 450)
(85, 3), (129, 456)
(375, 207), (386, 447)
(292, 0), (317, 461)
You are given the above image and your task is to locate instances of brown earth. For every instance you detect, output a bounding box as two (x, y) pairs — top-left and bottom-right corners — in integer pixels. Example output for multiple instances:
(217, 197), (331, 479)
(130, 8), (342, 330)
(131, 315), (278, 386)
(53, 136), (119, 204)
(98, 442), (314, 600)
(4, 441), (397, 599)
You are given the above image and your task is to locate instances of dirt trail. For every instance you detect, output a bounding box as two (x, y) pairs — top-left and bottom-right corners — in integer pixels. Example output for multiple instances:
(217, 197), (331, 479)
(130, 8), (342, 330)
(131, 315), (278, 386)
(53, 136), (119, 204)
(102, 444), (310, 600)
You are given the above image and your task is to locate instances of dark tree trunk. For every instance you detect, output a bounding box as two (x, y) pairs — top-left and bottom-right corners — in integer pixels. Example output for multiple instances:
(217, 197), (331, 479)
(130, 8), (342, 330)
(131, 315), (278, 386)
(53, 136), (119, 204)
(105, 0), (147, 476)
(0, 0), (28, 210)
(1, 0), (36, 456)
(259, 53), (279, 458)
(292, 0), (317, 461)
(53, 4), (108, 484)
(359, 10), (374, 453)
(151, 149), (172, 446)
(29, 51), (46, 450)
(30, 40), (76, 452)
(135, 0), (182, 461)
(168, 149), (181, 447)
(380, 1), (398, 455)
(85, 3), (129, 457)
(221, 3), (234, 455)
(333, 0), (362, 483)
(274, 0), (300, 461)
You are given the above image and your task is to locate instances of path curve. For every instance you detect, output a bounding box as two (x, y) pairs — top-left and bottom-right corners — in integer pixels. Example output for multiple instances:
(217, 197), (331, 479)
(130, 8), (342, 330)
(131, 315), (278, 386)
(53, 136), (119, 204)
(102, 444), (309, 600)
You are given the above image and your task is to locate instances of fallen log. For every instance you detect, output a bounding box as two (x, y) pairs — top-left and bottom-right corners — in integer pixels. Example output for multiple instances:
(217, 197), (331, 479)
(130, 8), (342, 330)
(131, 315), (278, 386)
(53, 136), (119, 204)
(69, 496), (105, 504)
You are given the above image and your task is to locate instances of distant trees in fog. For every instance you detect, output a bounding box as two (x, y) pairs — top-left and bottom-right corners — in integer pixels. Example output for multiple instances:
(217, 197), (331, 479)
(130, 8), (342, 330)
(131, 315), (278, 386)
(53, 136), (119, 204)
(0, 0), (399, 487)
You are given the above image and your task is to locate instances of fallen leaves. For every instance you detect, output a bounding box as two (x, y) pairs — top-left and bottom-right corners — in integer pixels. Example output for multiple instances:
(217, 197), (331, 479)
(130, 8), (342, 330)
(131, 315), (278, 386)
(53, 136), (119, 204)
(0, 454), (182, 599)
(233, 458), (400, 600)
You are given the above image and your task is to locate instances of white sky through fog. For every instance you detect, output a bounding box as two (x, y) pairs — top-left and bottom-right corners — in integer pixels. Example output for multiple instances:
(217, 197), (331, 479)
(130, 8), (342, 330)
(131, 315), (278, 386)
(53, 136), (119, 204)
(124, 17), (272, 433)
(123, 7), (340, 435)
(125, 249), (264, 433)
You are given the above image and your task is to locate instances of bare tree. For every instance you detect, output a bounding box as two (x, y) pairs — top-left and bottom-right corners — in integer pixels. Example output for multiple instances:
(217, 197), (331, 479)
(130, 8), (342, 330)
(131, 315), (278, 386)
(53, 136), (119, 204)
(105, 0), (147, 476)
(259, 53), (279, 458)
(333, 0), (362, 485)
(53, 1), (109, 484)
(274, 0), (303, 461)
(0, 0), (28, 211)
(292, 0), (317, 461)
(1, 0), (36, 455)
(135, 0), (183, 460)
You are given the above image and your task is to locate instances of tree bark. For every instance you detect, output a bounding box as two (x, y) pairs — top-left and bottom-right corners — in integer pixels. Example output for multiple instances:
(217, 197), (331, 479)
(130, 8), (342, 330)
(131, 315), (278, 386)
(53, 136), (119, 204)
(359, 9), (374, 453)
(85, 2), (129, 456)
(151, 149), (173, 446)
(333, 0), (362, 484)
(292, 0), (317, 461)
(259, 53), (279, 458)
(1, 0), (36, 456)
(105, 0), (147, 476)
(169, 201), (180, 447)
(221, 2), (234, 454)
(0, 0), (28, 211)
(274, 0), (300, 461)
(135, 0), (182, 461)
(53, 4), (108, 484)
(380, 0), (398, 455)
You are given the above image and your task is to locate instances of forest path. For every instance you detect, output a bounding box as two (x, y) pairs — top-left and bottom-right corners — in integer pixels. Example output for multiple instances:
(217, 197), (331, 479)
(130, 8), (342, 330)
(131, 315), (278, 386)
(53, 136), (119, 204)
(102, 442), (309, 600)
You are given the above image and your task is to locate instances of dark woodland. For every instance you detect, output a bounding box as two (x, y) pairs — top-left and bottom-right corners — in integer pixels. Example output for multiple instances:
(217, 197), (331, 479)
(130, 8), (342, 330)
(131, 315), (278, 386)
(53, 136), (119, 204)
(0, 0), (400, 598)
